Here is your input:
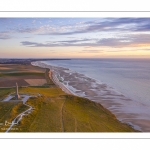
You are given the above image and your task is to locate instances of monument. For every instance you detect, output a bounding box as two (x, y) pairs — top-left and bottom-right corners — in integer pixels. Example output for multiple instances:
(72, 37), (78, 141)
(15, 82), (20, 100)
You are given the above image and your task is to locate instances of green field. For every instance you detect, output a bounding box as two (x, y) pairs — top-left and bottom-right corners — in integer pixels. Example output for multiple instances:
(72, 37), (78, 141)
(0, 64), (47, 87)
(0, 64), (138, 132)
(0, 88), (15, 101)
(0, 87), (137, 132)
(0, 101), (29, 132)
(24, 88), (137, 132)
(0, 72), (45, 77)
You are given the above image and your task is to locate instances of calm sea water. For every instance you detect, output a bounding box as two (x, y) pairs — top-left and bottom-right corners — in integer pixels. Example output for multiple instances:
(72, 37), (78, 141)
(43, 58), (150, 106)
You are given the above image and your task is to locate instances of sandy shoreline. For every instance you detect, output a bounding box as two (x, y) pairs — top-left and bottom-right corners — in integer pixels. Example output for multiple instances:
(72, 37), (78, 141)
(31, 61), (150, 132)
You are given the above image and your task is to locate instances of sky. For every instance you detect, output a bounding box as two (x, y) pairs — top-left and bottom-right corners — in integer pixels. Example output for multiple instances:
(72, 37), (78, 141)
(1, 18), (150, 58)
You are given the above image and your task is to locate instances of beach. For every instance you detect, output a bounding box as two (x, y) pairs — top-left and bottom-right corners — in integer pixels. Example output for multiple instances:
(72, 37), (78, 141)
(32, 61), (150, 132)
(49, 69), (73, 95)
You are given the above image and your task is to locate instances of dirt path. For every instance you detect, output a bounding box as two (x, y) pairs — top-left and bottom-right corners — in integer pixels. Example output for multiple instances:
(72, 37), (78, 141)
(61, 100), (65, 132)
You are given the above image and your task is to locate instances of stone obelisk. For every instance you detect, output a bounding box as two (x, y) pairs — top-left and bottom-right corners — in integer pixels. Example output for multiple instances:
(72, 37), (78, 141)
(15, 82), (20, 100)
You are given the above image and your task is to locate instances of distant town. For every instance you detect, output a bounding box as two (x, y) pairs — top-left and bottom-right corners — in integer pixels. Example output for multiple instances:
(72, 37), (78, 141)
(0, 58), (71, 65)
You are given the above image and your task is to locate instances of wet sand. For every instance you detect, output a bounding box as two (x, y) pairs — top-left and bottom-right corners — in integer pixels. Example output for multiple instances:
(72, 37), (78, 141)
(32, 61), (150, 132)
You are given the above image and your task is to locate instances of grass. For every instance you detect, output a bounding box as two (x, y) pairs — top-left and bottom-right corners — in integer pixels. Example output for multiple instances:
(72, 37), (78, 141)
(22, 96), (65, 132)
(0, 64), (45, 73)
(0, 101), (29, 132)
(62, 96), (134, 132)
(0, 88), (15, 101)
(0, 72), (45, 77)
(9, 87), (137, 132)
(19, 87), (64, 97)
(0, 87), (137, 132)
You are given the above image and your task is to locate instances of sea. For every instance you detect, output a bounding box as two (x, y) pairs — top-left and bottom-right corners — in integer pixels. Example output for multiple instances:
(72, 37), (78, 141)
(34, 58), (150, 131)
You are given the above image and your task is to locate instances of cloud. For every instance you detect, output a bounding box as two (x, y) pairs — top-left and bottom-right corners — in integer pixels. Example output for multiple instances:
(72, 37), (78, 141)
(17, 27), (40, 33)
(81, 50), (104, 53)
(24, 36), (32, 39)
(21, 41), (64, 47)
(21, 41), (38, 46)
(48, 38), (94, 43)
(5, 18), (150, 37)
(39, 18), (150, 35)
(21, 38), (96, 47)
(20, 33), (150, 48)
(0, 31), (11, 40)
(1, 18), (150, 41)
(20, 38), (118, 47)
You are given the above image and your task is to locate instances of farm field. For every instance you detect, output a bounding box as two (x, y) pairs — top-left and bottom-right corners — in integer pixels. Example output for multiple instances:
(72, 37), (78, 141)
(0, 64), (49, 87)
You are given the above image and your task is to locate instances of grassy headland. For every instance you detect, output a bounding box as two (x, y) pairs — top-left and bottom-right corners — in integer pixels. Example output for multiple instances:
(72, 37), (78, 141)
(0, 63), (137, 132)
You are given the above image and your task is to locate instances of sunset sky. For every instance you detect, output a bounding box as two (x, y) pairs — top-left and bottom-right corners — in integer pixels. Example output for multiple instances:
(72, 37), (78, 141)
(1, 18), (150, 58)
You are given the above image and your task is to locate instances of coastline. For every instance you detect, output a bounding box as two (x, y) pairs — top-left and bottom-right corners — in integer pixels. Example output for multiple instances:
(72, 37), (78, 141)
(49, 70), (73, 95)
(31, 61), (150, 132)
